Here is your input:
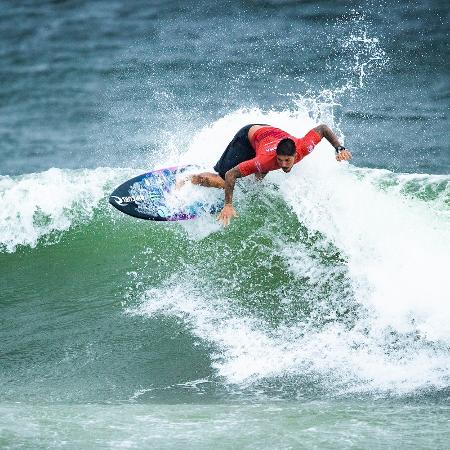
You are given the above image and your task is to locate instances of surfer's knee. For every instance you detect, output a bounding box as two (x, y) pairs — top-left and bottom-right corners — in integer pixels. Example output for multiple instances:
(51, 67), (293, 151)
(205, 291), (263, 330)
(191, 173), (224, 189)
(191, 174), (205, 185)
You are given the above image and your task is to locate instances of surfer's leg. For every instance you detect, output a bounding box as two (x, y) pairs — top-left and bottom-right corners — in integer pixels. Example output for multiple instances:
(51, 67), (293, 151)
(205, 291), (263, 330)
(191, 172), (225, 189)
(213, 124), (257, 179)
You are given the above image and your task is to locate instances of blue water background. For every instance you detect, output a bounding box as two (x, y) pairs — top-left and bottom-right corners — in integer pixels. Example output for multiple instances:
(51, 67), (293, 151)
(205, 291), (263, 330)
(1, 0), (448, 176)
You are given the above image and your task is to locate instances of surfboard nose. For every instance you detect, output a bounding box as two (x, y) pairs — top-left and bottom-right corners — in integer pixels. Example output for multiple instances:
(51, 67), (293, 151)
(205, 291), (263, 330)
(109, 194), (124, 208)
(108, 166), (222, 221)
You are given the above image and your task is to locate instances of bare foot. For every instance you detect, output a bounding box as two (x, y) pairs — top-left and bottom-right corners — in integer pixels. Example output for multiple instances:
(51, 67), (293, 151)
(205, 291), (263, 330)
(175, 176), (189, 190)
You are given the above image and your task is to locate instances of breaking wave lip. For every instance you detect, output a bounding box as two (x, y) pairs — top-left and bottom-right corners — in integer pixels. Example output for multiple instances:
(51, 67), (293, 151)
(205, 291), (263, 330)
(349, 167), (450, 218)
(126, 110), (450, 397)
(0, 167), (130, 253)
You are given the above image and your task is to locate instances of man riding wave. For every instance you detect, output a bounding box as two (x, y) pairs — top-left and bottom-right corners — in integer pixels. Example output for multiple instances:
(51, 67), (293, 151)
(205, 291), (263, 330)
(185, 123), (352, 226)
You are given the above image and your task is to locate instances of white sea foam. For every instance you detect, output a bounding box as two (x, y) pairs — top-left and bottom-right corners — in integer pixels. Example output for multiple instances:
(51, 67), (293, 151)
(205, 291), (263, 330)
(132, 108), (450, 395)
(280, 153), (450, 341)
(0, 167), (125, 252)
(131, 275), (450, 394)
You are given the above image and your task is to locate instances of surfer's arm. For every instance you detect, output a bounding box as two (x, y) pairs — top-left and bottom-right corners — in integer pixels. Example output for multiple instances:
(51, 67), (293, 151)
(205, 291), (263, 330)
(313, 124), (352, 161)
(217, 166), (242, 227)
(224, 166), (243, 205)
(255, 172), (268, 181)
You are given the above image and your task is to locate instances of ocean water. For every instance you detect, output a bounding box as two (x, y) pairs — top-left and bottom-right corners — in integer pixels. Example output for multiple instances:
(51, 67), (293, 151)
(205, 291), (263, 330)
(1, 0), (449, 449)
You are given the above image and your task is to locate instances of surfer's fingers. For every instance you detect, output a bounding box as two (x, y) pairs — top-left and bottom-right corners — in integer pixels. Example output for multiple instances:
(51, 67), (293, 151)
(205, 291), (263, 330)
(336, 151), (351, 161)
(217, 214), (227, 227)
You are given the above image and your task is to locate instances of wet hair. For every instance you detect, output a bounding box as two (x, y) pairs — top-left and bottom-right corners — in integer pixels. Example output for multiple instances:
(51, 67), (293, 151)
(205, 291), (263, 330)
(276, 138), (296, 156)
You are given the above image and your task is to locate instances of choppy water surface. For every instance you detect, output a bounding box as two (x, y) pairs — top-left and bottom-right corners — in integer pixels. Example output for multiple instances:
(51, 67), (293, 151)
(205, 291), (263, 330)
(1, 1), (449, 449)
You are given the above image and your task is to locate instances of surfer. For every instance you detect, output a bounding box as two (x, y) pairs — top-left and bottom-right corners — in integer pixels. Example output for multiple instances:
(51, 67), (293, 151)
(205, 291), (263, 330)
(187, 124), (352, 226)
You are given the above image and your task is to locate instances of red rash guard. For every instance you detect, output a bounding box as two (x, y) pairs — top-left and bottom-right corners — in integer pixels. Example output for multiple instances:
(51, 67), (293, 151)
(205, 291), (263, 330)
(238, 127), (322, 177)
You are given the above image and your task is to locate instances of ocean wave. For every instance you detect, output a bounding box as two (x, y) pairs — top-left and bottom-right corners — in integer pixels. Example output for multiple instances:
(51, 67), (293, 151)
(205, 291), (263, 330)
(0, 167), (129, 253)
(2, 110), (450, 398)
(127, 111), (450, 395)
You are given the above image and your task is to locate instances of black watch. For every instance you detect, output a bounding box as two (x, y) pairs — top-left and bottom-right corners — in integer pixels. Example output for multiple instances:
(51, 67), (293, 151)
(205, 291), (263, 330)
(335, 145), (346, 154)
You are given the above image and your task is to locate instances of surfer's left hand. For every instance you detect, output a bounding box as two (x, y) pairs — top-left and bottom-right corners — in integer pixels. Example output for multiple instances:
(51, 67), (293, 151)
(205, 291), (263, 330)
(336, 149), (352, 161)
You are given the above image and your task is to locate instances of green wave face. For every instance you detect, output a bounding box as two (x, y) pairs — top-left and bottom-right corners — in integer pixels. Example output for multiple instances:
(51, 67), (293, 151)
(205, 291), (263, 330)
(1, 155), (449, 403)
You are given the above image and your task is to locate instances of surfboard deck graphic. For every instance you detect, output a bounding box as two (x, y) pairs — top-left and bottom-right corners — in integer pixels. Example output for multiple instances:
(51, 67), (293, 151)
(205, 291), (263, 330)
(109, 165), (223, 221)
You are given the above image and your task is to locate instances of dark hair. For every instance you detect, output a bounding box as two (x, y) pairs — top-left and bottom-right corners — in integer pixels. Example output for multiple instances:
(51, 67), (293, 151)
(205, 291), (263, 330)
(276, 138), (296, 156)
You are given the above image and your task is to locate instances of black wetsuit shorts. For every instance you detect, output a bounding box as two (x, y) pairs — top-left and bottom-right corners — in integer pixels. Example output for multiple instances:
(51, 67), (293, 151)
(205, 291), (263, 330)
(213, 124), (268, 179)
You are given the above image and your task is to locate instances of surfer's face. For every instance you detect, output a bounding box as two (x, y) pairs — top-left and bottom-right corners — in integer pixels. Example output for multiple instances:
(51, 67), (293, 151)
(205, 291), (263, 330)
(277, 155), (296, 173)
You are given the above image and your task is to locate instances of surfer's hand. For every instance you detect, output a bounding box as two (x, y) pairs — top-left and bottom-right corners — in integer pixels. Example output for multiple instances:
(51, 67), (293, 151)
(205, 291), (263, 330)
(336, 149), (352, 161)
(217, 204), (238, 227)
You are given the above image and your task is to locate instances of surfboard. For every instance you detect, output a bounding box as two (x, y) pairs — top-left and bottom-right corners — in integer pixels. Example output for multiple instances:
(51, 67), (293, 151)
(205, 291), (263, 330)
(109, 165), (224, 221)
